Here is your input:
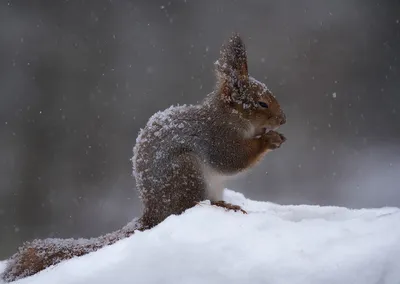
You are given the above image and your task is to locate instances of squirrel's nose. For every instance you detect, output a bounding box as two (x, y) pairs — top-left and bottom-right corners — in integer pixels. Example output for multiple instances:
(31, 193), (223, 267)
(280, 113), (286, 125)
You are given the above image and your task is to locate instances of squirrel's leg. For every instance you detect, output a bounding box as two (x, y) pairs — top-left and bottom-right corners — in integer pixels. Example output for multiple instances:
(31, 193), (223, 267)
(139, 154), (206, 229)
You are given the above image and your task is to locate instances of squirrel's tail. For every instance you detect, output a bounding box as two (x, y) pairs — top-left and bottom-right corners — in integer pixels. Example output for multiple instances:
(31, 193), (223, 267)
(1, 218), (145, 282)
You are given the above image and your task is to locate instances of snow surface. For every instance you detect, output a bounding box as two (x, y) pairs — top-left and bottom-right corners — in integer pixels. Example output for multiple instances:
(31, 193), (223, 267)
(2, 189), (400, 284)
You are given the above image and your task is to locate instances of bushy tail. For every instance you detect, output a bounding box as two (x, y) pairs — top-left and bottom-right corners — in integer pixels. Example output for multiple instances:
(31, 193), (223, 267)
(1, 218), (145, 282)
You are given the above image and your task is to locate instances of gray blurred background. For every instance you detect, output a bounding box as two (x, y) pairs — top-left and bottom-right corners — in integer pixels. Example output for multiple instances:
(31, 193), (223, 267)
(1, 0), (399, 258)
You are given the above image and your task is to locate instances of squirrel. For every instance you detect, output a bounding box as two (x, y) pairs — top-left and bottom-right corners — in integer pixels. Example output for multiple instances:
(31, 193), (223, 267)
(133, 33), (286, 229)
(1, 33), (286, 282)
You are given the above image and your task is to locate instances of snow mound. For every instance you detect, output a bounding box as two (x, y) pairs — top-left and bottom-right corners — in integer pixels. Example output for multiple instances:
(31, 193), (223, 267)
(2, 189), (400, 284)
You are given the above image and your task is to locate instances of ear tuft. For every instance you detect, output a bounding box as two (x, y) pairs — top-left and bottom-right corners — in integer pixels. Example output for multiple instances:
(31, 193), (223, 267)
(215, 33), (249, 83)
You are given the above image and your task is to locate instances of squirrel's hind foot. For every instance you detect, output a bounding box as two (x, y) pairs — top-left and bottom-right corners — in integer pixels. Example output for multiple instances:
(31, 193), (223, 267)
(211, 200), (248, 214)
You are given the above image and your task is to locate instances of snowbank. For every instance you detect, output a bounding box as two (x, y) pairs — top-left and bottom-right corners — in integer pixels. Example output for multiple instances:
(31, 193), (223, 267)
(2, 189), (400, 284)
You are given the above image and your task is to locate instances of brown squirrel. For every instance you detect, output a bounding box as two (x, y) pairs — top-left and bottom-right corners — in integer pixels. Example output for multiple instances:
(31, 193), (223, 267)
(134, 33), (286, 229)
(1, 33), (286, 282)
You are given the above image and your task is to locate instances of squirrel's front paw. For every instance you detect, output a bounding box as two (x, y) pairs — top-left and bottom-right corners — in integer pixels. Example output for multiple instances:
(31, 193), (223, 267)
(262, 130), (286, 149)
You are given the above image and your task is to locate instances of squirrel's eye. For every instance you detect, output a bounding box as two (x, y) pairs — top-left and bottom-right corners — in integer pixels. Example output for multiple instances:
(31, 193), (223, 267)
(258, 101), (269, 108)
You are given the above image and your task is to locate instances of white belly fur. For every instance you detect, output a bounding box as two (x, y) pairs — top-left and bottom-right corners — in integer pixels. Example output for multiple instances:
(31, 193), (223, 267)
(202, 165), (232, 202)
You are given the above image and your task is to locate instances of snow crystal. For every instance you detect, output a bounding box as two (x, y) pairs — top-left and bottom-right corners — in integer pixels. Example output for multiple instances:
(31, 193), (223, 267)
(2, 189), (400, 284)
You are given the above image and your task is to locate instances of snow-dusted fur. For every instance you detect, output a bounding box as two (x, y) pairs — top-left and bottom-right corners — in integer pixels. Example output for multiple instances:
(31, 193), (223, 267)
(133, 33), (286, 229)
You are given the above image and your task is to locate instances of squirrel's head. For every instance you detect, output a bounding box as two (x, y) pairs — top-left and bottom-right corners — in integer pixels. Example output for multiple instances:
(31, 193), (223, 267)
(215, 34), (286, 136)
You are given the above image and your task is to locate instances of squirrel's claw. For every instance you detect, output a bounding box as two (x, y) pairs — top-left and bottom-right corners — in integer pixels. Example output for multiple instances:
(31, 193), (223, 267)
(211, 200), (248, 214)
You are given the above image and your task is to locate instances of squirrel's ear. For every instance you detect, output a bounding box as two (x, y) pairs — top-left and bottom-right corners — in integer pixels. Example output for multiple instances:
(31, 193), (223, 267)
(215, 33), (249, 93)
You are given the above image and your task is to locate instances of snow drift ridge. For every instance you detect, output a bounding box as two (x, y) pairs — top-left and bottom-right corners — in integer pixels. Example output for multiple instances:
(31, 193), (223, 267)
(1, 189), (400, 284)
